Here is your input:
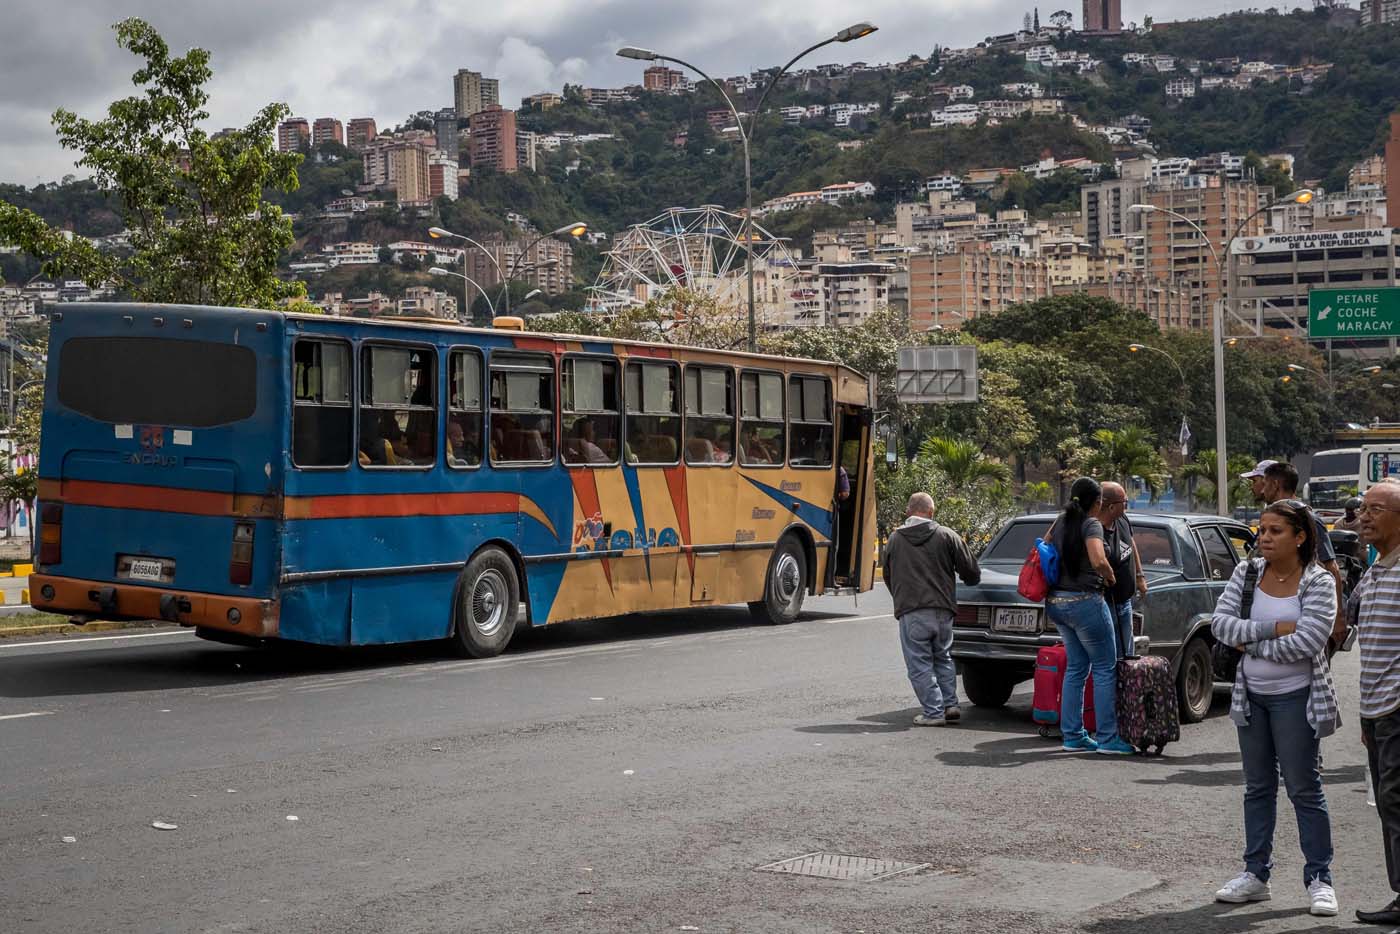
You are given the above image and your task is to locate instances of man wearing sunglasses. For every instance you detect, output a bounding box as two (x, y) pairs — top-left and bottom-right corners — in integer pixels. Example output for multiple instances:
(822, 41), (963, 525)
(1355, 480), (1400, 926)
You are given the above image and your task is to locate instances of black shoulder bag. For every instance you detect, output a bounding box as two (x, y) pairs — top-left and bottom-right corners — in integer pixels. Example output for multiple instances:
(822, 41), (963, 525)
(1211, 560), (1258, 683)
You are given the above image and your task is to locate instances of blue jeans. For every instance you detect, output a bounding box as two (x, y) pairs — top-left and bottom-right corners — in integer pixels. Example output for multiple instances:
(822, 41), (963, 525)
(1110, 597), (1133, 659)
(1238, 687), (1333, 887)
(1045, 591), (1119, 744)
(899, 608), (958, 718)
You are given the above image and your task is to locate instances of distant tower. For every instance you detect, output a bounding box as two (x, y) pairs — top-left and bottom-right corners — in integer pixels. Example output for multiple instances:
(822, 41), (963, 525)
(1035, 7), (1041, 30)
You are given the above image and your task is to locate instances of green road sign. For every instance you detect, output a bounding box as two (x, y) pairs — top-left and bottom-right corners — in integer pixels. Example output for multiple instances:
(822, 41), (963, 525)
(1308, 288), (1400, 339)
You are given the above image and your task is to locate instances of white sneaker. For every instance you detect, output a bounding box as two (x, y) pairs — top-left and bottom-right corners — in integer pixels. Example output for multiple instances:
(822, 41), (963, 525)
(1215, 871), (1271, 903)
(1308, 879), (1338, 917)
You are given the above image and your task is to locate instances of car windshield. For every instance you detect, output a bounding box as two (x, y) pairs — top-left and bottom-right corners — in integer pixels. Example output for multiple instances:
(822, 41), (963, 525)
(981, 519), (1179, 569)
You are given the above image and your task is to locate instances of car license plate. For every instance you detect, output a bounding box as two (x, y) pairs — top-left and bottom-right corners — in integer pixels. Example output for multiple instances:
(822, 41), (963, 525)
(119, 555), (172, 583)
(993, 607), (1039, 633)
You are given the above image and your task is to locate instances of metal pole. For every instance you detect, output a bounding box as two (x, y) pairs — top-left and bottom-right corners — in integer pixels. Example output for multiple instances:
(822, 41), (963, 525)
(1212, 296), (1228, 517)
(743, 135), (755, 352)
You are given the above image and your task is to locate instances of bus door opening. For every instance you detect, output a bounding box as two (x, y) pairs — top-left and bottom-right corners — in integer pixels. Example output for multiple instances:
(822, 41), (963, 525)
(831, 406), (869, 588)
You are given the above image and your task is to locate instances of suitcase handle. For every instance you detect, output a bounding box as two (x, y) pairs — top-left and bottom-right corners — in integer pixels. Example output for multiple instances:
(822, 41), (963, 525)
(1113, 596), (1139, 660)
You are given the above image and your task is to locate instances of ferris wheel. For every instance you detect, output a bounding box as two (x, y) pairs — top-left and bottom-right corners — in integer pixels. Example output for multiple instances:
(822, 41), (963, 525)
(587, 205), (809, 325)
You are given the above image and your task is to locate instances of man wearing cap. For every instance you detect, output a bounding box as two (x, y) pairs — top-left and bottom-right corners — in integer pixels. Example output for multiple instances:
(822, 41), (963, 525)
(1242, 459), (1346, 645)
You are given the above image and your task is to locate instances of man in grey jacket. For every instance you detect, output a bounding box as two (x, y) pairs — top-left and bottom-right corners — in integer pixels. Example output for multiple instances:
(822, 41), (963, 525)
(883, 492), (982, 726)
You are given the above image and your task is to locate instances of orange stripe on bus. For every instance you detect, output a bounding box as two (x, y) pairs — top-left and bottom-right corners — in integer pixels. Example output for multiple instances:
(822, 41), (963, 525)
(37, 478), (276, 518)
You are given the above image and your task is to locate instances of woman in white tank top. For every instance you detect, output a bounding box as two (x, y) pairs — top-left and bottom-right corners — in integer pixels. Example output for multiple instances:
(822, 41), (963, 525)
(1210, 500), (1340, 917)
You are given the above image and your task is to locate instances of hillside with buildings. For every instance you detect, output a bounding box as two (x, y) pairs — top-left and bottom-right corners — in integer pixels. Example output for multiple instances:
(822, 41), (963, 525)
(5, 5), (1400, 347)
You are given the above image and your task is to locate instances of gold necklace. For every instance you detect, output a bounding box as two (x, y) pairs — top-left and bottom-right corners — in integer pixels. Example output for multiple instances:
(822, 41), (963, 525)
(1271, 565), (1299, 584)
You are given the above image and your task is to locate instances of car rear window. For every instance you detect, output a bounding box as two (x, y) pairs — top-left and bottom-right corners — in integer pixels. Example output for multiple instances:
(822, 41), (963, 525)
(982, 519), (1179, 568)
(982, 521), (1048, 560)
(58, 337), (257, 428)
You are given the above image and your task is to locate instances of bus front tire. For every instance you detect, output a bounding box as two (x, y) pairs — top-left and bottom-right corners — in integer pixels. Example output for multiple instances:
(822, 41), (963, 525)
(748, 536), (807, 625)
(451, 548), (520, 658)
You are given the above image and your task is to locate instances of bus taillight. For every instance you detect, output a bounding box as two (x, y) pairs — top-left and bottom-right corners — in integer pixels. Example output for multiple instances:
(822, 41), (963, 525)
(39, 503), (62, 565)
(229, 521), (255, 586)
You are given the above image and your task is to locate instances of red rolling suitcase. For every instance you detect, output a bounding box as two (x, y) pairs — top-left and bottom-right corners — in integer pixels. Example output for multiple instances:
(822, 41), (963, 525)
(1031, 644), (1095, 738)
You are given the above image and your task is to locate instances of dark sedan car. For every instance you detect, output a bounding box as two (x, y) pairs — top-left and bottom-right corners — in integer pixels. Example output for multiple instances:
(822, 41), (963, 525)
(952, 512), (1255, 723)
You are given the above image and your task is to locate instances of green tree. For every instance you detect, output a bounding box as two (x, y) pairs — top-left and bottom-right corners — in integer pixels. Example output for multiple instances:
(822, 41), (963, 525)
(917, 436), (1011, 490)
(0, 19), (304, 308)
(1083, 426), (1169, 498)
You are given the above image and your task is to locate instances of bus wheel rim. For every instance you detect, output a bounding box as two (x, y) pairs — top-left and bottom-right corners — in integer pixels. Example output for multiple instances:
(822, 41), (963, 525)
(774, 552), (801, 606)
(470, 569), (508, 637)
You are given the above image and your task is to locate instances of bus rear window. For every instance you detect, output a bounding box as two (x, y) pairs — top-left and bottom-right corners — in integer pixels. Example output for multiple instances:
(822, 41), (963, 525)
(58, 337), (257, 427)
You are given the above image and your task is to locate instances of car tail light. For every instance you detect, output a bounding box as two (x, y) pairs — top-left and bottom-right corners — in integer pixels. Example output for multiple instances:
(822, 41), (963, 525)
(229, 521), (254, 586)
(39, 503), (62, 566)
(954, 605), (980, 626)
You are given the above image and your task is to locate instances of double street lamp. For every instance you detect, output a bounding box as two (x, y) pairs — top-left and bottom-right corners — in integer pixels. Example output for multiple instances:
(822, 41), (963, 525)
(1128, 188), (1315, 517)
(429, 267), (496, 322)
(618, 22), (878, 352)
(429, 222), (587, 322)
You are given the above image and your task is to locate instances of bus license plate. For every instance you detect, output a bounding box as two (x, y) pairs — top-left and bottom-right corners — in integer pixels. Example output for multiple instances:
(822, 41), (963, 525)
(993, 607), (1039, 633)
(121, 557), (170, 582)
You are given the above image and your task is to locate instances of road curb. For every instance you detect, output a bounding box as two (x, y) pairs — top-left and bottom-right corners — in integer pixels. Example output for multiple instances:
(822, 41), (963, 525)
(0, 619), (171, 639)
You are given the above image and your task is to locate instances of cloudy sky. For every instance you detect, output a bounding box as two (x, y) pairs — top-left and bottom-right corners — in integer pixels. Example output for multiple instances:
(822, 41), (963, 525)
(1, 0), (1257, 185)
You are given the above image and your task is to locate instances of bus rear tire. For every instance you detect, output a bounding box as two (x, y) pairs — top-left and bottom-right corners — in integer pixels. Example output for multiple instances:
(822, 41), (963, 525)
(451, 548), (520, 658)
(749, 536), (806, 625)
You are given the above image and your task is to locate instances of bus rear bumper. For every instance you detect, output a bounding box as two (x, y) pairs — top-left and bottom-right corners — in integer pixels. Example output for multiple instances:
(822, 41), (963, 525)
(27, 574), (279, 638)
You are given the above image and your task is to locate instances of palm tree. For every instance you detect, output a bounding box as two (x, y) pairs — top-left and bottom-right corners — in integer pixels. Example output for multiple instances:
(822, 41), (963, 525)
(1085, 426), (1168, 499)
(1178, 449), (1258, 511)
(917, 436), (1011, 489)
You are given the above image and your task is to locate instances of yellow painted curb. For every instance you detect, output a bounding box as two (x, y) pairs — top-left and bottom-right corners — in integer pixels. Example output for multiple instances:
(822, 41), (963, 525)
(13, 563), (33, 577)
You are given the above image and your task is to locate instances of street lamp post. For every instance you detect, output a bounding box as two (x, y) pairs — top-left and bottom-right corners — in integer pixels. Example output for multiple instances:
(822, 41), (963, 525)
(429, 267), (495, 322)
(429, 222), (585, 322)
(1127, 341), (1191, 451)
(1128, 189), (1314, 517)
(618, 21), (877, 352)
(1280, 363), (1382, 439)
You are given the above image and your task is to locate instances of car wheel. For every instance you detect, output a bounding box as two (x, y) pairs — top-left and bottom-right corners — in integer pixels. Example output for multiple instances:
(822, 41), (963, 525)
(1176, 636), (1213, 723)
(961, 662), (1017, 708)
(451, 548), (520, 658)
(749, 535), (806, 625)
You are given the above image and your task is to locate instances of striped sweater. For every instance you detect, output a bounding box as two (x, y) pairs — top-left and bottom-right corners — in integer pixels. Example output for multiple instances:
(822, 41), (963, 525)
(1356, 546), (1400, 719)
(1211, 558), (1340, 739)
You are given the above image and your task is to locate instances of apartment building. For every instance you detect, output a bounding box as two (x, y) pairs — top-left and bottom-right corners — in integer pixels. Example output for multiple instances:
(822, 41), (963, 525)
(362, 140), (432, 203)
(428, 152), (459, 201)
(464, 236), (574, 297)
(346, 118), (377, 152)
(276, 117), (310, 152)
(1081, 158), (1151, 249)
(1057, 276), (1195, 330)
(522, 92), (563, 111)
(454, 69), (499, 119)
(434, 108), (460, 160)
(1141, 176), (1269, 328)
(643, 66), (686, 91)
(312, 117), (343, 147)
(1361, 0), (1400, 26)
(468, 105), (518, 173)
(907, 248), (1053, 330)
(517, 131), (538, 172)
(321, 242), (380, 266)
(398, 287), (458, 320)
(1082, 0), (1123, 33)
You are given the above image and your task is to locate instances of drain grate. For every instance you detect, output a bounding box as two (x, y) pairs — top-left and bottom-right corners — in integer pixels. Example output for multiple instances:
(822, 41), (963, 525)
(756, 852), (929, 882)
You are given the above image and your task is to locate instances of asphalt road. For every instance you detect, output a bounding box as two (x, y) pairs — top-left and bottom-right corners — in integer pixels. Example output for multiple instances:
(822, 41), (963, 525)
(0, 590), (1389, 934)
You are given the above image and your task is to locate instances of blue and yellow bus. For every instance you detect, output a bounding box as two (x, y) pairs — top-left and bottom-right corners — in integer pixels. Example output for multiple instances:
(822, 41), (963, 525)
(30, 303), (876, 656)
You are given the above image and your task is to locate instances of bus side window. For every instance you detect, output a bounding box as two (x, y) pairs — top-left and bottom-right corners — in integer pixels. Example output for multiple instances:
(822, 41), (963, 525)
(562, 357), (620, 466)
(683, 366), (734, 466)
(624, 360), (680, 465)
(447, 349), (483, 469)
(360, 345), (436, 468)
(787, 375), (833, 468)
(292, 339), (353, 468)
(489, 353), (555, 465)
(738, 370), (785, 468)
